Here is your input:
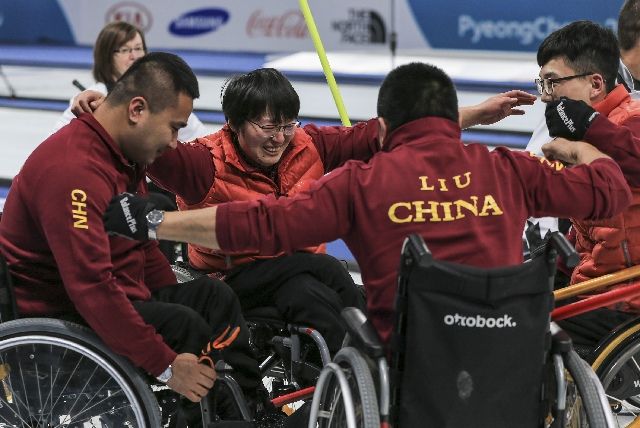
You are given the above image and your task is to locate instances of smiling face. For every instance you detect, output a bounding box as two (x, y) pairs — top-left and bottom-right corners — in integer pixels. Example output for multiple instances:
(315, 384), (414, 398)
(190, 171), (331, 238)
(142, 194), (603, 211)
(234, 114), (297, 167)
(112, 32), (146, 79)
(122, 92), (193, 165)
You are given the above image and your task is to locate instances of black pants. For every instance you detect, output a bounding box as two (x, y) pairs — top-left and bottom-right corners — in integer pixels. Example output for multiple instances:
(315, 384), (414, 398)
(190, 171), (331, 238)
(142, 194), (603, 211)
(556, 307), (636, 349)
(132, 276), (259, 392)
(554, 271), (637, 352)
(225, 253), (366, 353)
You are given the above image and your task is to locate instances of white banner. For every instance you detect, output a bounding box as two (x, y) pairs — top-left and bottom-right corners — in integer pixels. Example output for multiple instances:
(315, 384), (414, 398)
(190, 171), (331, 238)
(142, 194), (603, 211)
(56, 0), (427, 53)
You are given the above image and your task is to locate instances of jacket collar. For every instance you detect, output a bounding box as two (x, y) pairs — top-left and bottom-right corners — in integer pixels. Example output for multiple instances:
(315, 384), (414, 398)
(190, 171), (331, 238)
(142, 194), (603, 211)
(382, 116), (461, 152)
(594, 84), (630, 116)
(77, 113), (145, 175)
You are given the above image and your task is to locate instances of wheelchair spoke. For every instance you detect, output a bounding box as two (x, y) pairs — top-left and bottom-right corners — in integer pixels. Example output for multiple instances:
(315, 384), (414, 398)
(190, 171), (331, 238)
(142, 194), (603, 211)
(0, 394), (33, 427)
(65, 382), (126, 424)
(56, 363), (101, 424)
(0, 320), (160, 427)
(53, 401), (134, 428)
(606, 393), (640, 427)
(0, 341), (134, 428)
(46, 348), (87, 423)
(631, 356), (640, 374)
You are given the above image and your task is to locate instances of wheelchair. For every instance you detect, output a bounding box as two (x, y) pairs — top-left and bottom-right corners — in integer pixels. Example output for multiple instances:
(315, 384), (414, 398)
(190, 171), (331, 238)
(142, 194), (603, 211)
(172, 263), (332, 411)
(548, 258), (640, 426)
(588, 317), (640, 427)
(0, 253), (162, 427)
(0, 251), (318, 428)
(555, 282), (640, 427)
(308, 233), (614, 428)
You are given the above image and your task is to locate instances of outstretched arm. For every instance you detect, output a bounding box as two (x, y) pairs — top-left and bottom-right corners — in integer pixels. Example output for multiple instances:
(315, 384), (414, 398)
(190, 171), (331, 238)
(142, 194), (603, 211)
(541, 138), (612, 166)
(161, 206), (220, 249)
(459, 90), (536, 129)
(103, 193), (221, 249)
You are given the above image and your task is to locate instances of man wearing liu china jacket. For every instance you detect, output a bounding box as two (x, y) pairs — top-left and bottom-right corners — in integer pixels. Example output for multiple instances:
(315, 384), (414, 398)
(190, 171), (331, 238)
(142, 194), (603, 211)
(104, 62), (632, 351)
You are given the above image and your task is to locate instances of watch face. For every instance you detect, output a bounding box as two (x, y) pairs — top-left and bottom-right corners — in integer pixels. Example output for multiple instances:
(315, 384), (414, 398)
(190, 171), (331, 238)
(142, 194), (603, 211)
(147, 210), (164, 226)
(158, 366), (172, 383)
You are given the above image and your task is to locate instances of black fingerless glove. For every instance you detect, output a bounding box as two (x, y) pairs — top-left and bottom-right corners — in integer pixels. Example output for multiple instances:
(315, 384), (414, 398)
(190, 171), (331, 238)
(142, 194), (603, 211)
(545, 97), (599, 140)
(103, 192), (154, 241)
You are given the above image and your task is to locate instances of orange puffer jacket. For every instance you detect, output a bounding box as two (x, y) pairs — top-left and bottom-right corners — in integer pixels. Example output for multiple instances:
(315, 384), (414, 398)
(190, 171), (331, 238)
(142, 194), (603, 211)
(571, 85), (640, 312)
(177, 126), (325, 272)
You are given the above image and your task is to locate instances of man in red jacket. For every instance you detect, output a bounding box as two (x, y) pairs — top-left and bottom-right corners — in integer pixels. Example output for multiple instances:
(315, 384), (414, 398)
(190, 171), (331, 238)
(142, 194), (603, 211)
(538, 20), (640, 349)
(0, 53), (271, 426)
(73, 67), (537, 355)
(103, 61), (632, 350)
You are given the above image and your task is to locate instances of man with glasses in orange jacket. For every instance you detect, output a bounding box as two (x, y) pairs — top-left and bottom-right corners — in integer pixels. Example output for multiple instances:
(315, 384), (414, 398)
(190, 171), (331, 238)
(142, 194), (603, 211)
(534, 20), (640, 350)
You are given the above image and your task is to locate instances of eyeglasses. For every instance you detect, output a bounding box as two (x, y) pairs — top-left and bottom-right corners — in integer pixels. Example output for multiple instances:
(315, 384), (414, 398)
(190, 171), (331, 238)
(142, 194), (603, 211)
(113, 46), (145, 56)
(248, 119), (300, 137)
(534, 73), (593, 95)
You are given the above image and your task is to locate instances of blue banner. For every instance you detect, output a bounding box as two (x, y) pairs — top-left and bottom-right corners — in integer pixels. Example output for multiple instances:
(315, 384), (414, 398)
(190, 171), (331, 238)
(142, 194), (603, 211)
(407, 1), (623, 52)
(0, 0), (73, 44)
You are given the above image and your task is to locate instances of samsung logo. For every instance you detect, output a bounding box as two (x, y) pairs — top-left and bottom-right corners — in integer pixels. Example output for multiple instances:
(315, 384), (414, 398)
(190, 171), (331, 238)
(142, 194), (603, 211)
(169, 9), (229, 36)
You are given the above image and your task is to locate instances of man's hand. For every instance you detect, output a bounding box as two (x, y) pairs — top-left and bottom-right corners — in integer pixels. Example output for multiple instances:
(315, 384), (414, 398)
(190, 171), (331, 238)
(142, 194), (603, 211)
(545, 97), (599, 140)
(167, 353), (216, 403)
(541, 138), (610, 166)
(71, 90), (105, 117)
(460, 90), (537, 128)
(103, 193), (154, 240)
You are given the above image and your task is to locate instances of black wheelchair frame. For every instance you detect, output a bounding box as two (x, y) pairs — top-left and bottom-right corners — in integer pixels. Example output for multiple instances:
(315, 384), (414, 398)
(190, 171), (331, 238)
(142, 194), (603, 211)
(172, 263), (332, 410)
(308, 233), (614, 428)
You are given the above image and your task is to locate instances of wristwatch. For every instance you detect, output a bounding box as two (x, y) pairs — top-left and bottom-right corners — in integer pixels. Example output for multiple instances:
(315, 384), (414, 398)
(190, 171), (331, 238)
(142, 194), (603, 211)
(146, 209), (165, 240)
(156, 365), (173, 383)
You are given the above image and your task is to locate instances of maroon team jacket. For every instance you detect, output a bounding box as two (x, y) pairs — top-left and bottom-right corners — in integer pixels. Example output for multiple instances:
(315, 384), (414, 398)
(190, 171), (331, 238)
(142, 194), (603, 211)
(0, 114), (177, 376)
(216, 116), (633, 348)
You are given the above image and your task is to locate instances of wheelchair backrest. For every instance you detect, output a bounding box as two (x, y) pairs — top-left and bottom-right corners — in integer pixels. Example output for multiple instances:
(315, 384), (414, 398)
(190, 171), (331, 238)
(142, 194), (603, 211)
(391, 234), (554, 428)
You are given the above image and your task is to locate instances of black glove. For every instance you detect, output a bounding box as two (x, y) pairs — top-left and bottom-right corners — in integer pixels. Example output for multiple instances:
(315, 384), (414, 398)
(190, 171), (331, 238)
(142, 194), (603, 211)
(103, 192), (154, 241)
(545, 97), (599, 140)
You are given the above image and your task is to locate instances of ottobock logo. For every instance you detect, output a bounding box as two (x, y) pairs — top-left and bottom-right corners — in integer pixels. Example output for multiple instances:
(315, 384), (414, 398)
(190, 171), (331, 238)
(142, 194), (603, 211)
(105, 2), (152, 32)
(169, 8), (230, 36)
(443, 313), (517, 328)
(332, 9), (386, 44)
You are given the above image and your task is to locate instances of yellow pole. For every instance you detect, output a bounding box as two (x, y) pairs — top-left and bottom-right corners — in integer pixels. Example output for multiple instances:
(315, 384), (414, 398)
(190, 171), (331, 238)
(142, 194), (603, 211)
(299, 0), (351, 126)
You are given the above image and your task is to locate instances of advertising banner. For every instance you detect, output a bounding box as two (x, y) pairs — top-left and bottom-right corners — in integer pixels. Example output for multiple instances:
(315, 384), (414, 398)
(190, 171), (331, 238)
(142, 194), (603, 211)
(0, 0), (401, 53)
(0, 0), (627, 53)
(406, 0), (624, 52)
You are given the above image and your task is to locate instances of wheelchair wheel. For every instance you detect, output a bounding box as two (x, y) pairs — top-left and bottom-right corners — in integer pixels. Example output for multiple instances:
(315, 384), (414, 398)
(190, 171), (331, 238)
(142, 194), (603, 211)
(591, 319), (640, 427)
(563, 350), (611, 427)
(0, 318), (161, 427)
(313, 347), (379, 428)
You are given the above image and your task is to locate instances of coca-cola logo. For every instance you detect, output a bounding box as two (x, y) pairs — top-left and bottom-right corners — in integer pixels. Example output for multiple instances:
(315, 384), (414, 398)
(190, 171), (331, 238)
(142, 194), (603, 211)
(246, 10), (308, 39)
(105, 2), (152, 32)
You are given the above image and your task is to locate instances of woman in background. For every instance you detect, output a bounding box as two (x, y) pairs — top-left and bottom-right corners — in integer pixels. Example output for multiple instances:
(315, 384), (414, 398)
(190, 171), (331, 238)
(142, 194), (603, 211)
(52, 21), (207, 140)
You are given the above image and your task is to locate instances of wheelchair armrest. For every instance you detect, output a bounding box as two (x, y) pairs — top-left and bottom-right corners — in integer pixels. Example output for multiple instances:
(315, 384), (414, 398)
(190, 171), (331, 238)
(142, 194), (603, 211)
(341, 307), (385, 359)
(550, 322), (573, 354)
